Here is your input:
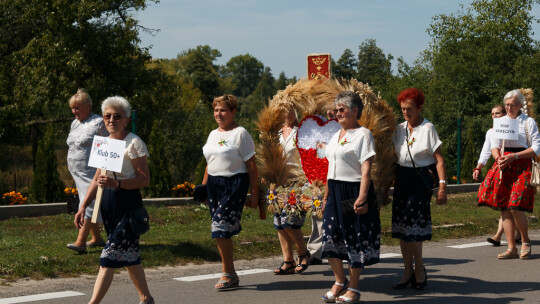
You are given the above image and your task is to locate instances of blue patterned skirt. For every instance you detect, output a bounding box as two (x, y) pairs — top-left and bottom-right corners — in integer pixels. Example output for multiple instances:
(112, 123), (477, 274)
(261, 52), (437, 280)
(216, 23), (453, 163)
(392, 165), (433, 242)
(321, 179), (380, 268)
(274, 210), (306, 230)
(207, 173), (249, 239)
(99, 188), (142, 268)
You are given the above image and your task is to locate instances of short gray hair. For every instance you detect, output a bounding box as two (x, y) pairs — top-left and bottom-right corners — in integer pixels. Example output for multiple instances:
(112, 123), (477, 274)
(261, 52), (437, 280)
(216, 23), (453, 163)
(334, 91), (364, 119)
(101, 96), (131, 118)
(503, 89), (525, 106)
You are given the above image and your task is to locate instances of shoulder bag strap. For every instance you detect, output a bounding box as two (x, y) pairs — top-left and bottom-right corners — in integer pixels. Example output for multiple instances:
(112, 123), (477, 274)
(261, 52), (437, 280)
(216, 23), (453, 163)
(406, 125), (417, 169)
(525, 120), (539, 163)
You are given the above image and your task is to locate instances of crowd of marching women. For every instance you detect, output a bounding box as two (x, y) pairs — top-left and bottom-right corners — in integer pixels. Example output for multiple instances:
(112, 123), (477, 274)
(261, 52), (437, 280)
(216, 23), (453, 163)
(66, 84), (536, 304)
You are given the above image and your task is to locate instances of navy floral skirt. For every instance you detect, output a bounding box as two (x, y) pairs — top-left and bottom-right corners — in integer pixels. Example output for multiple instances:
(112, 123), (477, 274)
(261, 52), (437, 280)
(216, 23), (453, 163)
(274, 210), (306, 230)
(207, 173), (249, 239)
(392, 165), (433, 242)
(321, 179), (380, 268)
(99, 188), (142, 268)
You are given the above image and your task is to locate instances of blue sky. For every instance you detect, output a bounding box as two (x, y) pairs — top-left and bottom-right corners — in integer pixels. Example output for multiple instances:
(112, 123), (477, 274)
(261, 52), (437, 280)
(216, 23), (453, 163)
(135, 0), (540, 79)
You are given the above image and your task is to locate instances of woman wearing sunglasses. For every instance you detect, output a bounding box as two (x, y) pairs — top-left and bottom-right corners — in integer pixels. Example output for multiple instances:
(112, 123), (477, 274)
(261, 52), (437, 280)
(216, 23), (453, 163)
(74, 96), (154, 304)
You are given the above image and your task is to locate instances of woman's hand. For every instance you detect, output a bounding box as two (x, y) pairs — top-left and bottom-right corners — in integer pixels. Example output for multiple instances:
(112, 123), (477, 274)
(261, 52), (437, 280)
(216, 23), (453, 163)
(472, 168), (481, 180)
(436, 184), (447, 205)
(354, 197), (368, 215)
(74, 208), (86, 229)
(497, 154), (514, 170)
(322, 197), (328, 212)
(97, 174), (118, 188)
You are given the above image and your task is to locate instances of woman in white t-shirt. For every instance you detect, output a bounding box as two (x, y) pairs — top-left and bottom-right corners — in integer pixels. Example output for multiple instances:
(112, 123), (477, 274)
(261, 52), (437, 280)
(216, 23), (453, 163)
(202, 95), (259, 290)
(320, 91), (380, 304)
(473, 105), (522, 246)
(273, 108), (311, 275)
(391, 88), (447, 291)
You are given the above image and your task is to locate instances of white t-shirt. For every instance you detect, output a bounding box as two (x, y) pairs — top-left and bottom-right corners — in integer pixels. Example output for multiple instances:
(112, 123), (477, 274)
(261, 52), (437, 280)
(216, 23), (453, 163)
(326, 127), (376, 182)
(477, 129), (493, 166)
(393, 119), (442, 168)
(279, 126), (301, 167)
(106, 133), (149, 180)
(203, 126), (255, 177)
(490, 113), (540, 155)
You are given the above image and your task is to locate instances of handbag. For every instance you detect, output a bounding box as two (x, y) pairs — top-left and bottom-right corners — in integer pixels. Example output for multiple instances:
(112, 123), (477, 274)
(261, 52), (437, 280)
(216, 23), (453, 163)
(525, 121), (540, 186)
(341, 181), (376, 215)
(127, 206), (150, 235)
(193, 184), (208, 202)
(406, 127), (439, 191)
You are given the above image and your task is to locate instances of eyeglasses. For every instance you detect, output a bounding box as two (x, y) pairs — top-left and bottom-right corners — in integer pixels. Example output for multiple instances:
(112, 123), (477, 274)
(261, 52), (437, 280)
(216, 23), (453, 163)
(333, 107), (348, 114)
(103, 113), (122, 121)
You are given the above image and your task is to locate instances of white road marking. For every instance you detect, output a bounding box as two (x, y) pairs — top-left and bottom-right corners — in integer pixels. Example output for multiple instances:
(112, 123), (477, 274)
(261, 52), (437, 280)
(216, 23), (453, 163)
(0, 291), (85, 304)
(380, 253), (402, 258)
(174, 268), (272, 282)
(448, 241), (507, 249)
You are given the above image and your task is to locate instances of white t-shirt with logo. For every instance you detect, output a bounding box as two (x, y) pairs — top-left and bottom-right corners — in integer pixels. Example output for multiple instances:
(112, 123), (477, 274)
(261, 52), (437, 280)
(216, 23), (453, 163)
(203, 126), (255, 177)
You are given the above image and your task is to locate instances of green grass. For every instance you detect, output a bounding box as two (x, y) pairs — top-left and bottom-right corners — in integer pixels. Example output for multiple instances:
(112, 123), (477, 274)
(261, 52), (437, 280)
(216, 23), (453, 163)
(0, 193), (539, 283)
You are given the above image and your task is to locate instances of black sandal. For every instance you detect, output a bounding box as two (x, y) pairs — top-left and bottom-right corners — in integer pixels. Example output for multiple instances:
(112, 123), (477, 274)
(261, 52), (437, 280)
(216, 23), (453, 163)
(295, 251), (311, 274)
(274, 260), (296, 275)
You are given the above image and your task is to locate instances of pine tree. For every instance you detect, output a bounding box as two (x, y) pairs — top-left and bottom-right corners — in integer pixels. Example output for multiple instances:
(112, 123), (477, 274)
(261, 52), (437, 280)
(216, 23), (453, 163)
(30, 125), (65, 203)
(146, 120), (171, 197)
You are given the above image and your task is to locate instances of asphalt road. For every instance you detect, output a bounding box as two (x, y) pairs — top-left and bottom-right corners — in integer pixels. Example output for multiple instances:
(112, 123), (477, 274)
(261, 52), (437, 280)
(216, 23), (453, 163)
(1, 231), (539, 304)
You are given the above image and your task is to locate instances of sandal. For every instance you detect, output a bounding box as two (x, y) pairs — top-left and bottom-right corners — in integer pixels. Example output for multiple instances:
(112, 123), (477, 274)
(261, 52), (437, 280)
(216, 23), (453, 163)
(322, 279), (349, 303)
(215, 272), (239, 291)
(274, 260), (296, 275)
(295, 251), (311, 273)
(520, 242), (532, 259)
(498, 248), (519, 259)
(336, 287), (361, 304)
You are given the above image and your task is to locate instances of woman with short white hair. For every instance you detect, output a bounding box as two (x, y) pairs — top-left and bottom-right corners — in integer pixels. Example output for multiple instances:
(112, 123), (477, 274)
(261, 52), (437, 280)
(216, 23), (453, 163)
(478, 89), (539, 260)
(75, 96), (154, 304)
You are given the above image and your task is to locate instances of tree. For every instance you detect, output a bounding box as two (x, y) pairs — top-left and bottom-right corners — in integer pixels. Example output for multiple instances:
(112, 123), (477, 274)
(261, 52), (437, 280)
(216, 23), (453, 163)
(333, 49), (358, 80)
(357, 39), (394, 88)
(0, 0), (157, 144)
(240, 67), (275, 120)
(146, 120), (172, 197)
(221, 54), (264, 98)
(424, 0), (540, 178)
(174, 45), (222, 104)
(30, 125), (64, 203)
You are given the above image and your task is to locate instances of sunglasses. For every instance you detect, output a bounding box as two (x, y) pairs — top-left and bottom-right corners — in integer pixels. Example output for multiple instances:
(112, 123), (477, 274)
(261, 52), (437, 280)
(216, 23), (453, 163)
(103, 113), (122, 121)
(332, 107), (348, 114)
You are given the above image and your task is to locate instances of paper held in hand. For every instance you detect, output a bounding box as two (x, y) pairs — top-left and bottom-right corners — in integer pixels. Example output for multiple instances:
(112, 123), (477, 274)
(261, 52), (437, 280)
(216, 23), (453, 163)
(88, 136), (126, 223)
(492, 117), (519, 141)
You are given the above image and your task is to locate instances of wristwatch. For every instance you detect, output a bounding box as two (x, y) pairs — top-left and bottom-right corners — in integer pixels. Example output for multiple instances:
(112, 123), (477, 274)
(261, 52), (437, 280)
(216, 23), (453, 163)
(439, 180), (447, 184)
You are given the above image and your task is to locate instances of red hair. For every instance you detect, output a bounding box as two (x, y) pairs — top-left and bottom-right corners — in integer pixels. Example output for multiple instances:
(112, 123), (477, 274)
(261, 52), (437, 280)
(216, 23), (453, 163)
(397, 88), (424, 108)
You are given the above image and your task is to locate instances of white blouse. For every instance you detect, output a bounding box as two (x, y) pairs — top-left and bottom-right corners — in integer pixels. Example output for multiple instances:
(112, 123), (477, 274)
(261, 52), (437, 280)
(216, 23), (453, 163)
(326, 127), (376, 182)
(393, 119), (442, 168)
(279, 126), (301, 167)
(203, 126), (255, 177)
(477, 129), (493, 166)
(106, 132), (149, 180)
(490, 113), (540, 155)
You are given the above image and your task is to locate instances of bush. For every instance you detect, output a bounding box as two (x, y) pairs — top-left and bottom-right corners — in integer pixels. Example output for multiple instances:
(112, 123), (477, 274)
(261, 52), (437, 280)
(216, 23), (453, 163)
(30, 126), (65, 203)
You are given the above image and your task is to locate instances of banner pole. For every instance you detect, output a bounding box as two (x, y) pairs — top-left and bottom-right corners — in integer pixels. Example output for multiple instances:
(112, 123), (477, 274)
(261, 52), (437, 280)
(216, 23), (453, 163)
(91, 169), (106, 223)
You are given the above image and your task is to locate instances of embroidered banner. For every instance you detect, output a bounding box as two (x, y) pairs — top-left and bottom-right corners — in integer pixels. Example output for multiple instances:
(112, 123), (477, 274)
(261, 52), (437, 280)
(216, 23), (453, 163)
(307, 53), (331, 80)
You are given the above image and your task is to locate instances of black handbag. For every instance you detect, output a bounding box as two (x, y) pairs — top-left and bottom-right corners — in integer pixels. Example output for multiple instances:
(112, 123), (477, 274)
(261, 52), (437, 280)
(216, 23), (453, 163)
(341, 181), (376, 215)
(193, 184), (208, 202)
(127, 206), (150, 235)
(406, 127), (439, 191)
